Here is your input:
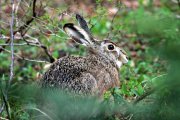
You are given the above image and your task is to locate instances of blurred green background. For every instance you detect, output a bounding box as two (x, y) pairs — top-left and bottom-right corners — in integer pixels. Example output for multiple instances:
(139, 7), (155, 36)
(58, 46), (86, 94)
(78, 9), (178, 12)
(0, 0), (180, 119)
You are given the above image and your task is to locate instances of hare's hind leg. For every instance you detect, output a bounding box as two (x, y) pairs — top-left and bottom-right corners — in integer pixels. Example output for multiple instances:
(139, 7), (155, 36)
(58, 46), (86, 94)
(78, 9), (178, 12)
(73, 72), (98, 95)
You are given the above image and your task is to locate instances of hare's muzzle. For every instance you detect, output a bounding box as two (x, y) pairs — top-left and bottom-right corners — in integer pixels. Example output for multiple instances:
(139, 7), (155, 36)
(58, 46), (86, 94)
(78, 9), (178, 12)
(118, 54), (128, 64)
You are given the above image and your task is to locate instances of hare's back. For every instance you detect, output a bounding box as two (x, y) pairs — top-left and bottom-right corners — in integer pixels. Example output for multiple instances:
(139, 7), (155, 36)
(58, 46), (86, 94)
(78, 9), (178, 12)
(42, 56), (86, 89)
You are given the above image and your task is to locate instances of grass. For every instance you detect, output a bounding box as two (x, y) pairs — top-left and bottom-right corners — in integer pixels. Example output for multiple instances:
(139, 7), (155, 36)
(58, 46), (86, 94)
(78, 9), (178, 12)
(0, 0), (179, 119)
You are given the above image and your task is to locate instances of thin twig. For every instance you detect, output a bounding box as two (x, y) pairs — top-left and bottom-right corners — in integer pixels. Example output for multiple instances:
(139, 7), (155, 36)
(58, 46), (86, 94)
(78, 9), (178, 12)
(0, 117), (9, 120)
(106, 1), (123, 39)
(0, 8), (67, 40)
(19, 0), (37, 35)
(15, 0), (22, 26)
(15, 107), (54, 120)
(133, 88), (156, 105)
(0, 43), (41, 46)
(2, 90), (10, 118)
(2, 0), (16, 118)
(0, 75), (5, 114)
(106, 9), (119, 39)
(8, 0), (15, 89)
(89, 15), (103, 31)
(0, 0), (37, 53)
(40, 44), (55, 63)
(0, 0), (14, 114)
(1, 47), (49, 63)
(0, 32), (55, 63)
(0, 43), (32, 46)
(177, 0), (180, 8)
(21, 34), (55, 63)
(0, 103), (4, 114)
(133, 73), (168, 104)
(28, 107), (54, 120)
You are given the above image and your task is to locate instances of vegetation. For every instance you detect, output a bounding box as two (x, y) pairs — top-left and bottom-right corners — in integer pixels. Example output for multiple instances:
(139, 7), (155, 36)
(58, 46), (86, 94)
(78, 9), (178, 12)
(0, 0), (179, 120)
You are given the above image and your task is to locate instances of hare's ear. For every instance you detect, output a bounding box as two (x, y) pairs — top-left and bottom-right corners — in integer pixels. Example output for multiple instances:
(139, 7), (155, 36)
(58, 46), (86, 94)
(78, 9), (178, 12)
(63, 23), (93, 46)
(76, 14), (91, 36)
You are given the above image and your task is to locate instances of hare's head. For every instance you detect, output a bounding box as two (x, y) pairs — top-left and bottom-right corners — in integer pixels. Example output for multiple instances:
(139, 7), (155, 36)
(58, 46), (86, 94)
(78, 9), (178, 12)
(63, 14), (128, 68)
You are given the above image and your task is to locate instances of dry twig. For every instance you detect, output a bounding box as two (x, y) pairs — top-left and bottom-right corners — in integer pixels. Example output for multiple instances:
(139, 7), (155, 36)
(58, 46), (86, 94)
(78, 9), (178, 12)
(0, 0), (16, 118)
(1, 47), (49, 63)
(177, 0), (180, 8)
(133, 88), (155, 105)
(0, 0), (37, 53)
(21, 34), (55, 63)
(106, 1), (123, 39)
(0, 0), (55, 63)
(106, 10), (119, 39)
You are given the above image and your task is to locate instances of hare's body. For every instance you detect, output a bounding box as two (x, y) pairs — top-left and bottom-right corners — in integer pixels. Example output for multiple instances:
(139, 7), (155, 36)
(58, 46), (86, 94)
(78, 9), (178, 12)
(42, 53), (119, 96)
(41, 14), (128, 96)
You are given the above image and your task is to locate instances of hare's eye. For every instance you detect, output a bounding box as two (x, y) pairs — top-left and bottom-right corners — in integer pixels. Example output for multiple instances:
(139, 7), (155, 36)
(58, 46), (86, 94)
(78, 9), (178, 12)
(108, 44), (114, 50)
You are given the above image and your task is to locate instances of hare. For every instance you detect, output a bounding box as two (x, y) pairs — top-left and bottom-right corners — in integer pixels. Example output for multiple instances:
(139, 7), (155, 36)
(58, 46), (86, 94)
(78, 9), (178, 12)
(41, 14), (128, 96)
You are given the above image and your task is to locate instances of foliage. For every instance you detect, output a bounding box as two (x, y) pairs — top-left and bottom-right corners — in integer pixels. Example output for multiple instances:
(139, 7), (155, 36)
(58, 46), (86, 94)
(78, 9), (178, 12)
(0, 0), (179, 120)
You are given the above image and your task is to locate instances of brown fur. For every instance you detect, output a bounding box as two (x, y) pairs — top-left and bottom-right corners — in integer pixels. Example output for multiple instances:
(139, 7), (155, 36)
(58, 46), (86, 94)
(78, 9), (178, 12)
(41, 52), (120, 96)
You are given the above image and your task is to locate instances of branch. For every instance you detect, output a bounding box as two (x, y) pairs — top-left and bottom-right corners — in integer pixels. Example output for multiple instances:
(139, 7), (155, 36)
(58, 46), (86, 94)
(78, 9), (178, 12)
(0, 0), (37, 53)
(133, 74), (167, 104)
(40, 44), (55, 63)
(0, 43), (30, 46)
(19, 0), (37, 35)
(8, 0), (15, 91)
(106, 9), (119, 39)
(89, 15), (103, 31)
(178, 0), (180, 8)
(21, 34), (55, 63)
(1, 90), (10, 119)
(1, 0), (16, 118)
(15, 107), (53, 120)
(1, 47), (49, 63)
(133, 88), (155, 105)
(0, 103), (4, 114)
(0, 33), (55, 63)
(0, 117), (9, 120)
(106, 1), (123, 39)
